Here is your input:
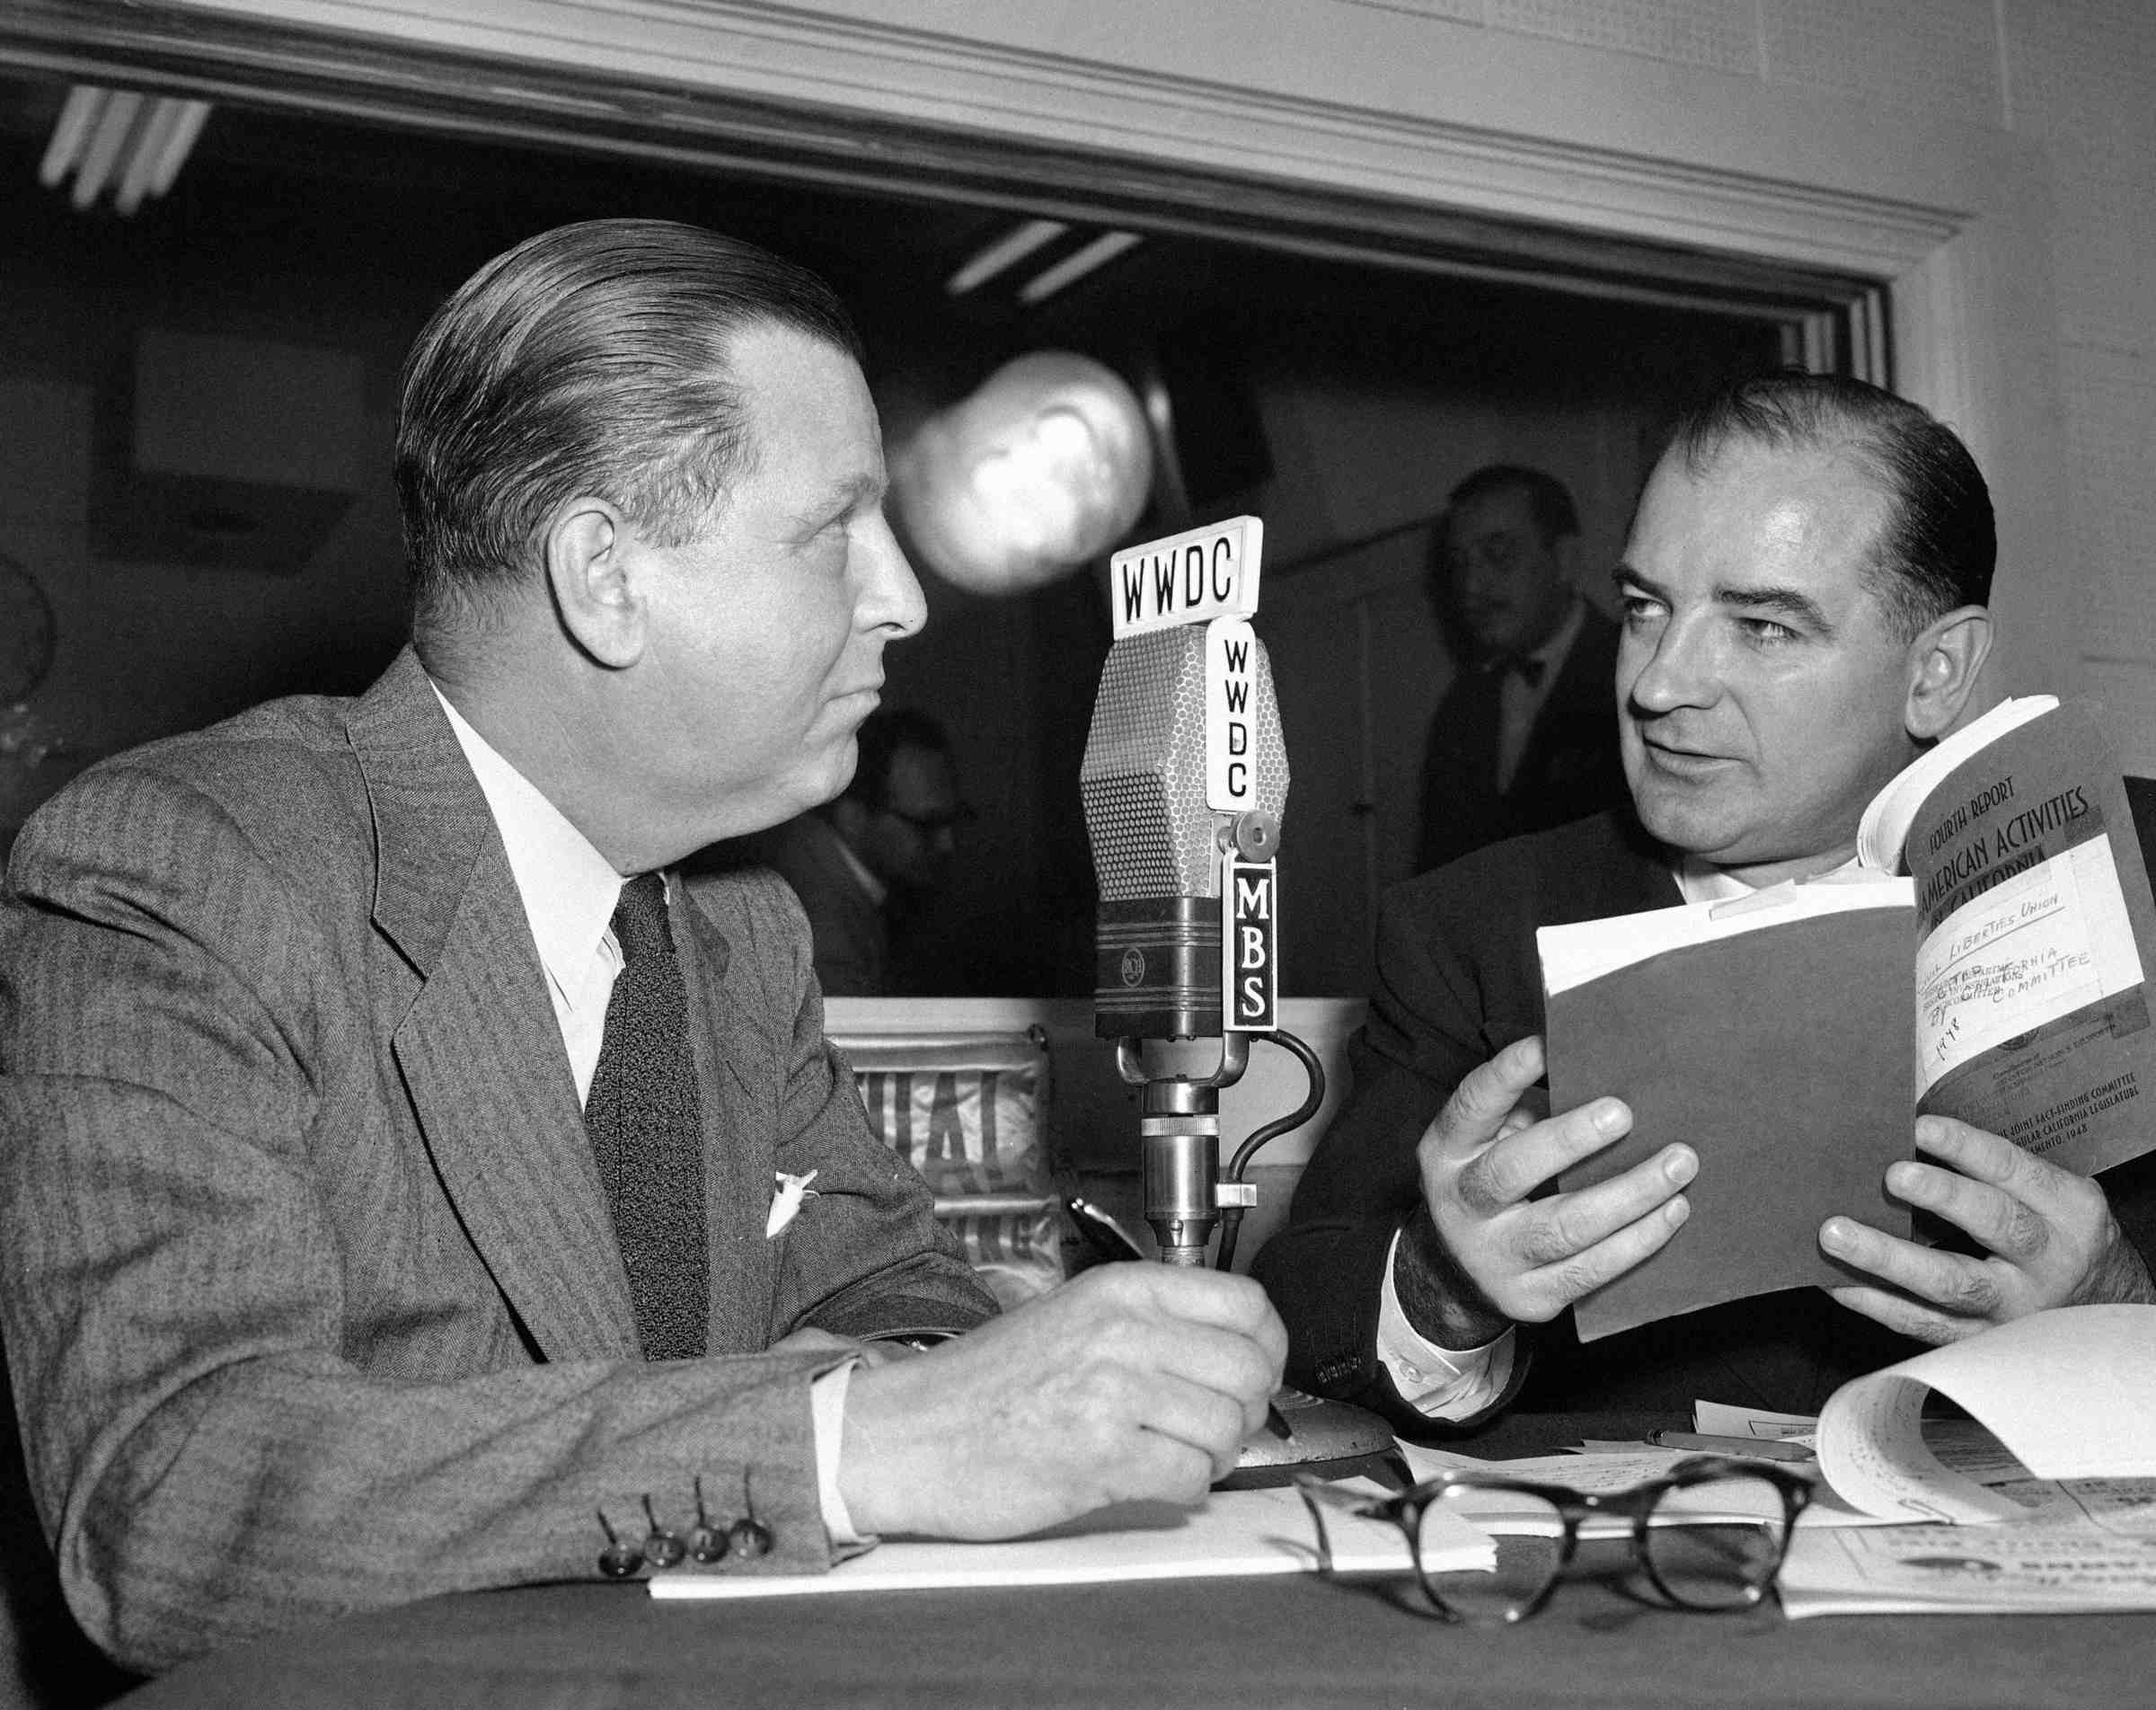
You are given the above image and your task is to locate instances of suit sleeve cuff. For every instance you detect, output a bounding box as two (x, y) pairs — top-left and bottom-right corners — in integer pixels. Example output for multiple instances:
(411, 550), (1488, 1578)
(1379, 1226), (1516, 1421)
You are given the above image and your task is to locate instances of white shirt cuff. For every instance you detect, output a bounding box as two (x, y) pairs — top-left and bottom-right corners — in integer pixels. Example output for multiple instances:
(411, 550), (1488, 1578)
(810, 1360), (869, 1547)
(1377, 1226), (1516, 1421)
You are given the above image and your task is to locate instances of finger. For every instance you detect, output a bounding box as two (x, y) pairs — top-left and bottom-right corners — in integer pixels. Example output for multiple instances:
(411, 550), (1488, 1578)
(1510, 1192), (1691, 1319)
(1109, 1366), (1261, 1484)
(1818, 1216), (2006, 1319)
(1825, 1283), (1973, 1346)
(1881, 1160), (2049, 1264)
(1082, 1263), (1283, 1346)
(1449, 1098), (1647, 1215)
(1427, 1036), (1550, 1157)
(1914, 1117), (2080, 1216)
(1506, 1149), (1698, 1269)
(1109, 1313), (1282, 1422)
(1112, 1424), (1224, 1508)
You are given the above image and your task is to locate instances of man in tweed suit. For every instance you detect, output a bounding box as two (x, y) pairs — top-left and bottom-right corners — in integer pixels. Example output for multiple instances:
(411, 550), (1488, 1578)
(0, 221), (1284, 1674)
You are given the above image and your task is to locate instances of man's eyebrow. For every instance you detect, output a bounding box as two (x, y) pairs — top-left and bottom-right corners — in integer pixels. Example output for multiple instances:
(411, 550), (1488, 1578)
(1610, 564), (1833, 634)
(794, 468), (887, 524)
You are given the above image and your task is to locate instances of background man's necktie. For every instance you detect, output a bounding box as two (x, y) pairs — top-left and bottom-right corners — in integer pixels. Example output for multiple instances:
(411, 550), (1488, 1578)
(583, 873), (709, 1360)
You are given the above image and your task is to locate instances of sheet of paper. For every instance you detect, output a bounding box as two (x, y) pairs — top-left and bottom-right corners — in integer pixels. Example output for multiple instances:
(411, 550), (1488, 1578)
(1536, 875), (1914, 997)
(1692, 1402), (1817, 1446)
(648, 1482), (1489, 1600)
(1779, 1509), (2156, 1618)
(1816, 1306), (2156, 1524)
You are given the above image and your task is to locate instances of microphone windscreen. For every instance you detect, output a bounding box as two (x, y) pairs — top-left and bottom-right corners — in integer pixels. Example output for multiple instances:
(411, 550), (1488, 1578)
(1081, 624), (1288, 902)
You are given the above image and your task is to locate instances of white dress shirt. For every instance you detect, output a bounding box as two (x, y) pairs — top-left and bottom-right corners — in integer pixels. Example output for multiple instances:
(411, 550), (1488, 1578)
(432, 685), (865, 1543)
(1376, 853), (1841, 1420)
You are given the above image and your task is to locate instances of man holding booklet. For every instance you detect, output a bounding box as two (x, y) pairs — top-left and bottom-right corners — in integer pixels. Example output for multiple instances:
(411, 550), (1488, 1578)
(1254, 370), (2156, 1432)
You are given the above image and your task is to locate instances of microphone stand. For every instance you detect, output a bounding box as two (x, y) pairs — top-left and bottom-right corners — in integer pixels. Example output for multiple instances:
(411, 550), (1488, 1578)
(1108, 1025), (1403, 1488)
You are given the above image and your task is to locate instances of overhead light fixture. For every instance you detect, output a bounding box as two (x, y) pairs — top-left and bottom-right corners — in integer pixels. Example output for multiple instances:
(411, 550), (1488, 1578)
(945, 217), (1068, 297)
(1018, 231), (1143, 306)
(40, 84), (211, 215)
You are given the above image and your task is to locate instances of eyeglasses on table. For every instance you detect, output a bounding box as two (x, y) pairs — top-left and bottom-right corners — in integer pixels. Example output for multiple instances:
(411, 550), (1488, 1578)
(1295, 1454), (1813, 1623)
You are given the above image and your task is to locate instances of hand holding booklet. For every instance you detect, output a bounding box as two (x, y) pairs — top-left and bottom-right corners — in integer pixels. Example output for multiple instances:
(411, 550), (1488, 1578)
(1540, 696), (2156, 1340)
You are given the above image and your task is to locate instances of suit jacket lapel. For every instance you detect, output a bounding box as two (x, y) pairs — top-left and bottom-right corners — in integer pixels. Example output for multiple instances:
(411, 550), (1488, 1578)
(352, 651), (641, 1363)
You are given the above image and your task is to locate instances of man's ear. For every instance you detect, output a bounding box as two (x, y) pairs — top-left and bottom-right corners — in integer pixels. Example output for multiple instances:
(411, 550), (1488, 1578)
(544, 497), (645, 670)
(1904, 606), (1994, 741)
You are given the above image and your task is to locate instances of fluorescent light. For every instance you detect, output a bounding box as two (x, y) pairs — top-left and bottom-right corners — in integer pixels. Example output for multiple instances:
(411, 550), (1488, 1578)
(38, 84), (103, 188)
(945, 217), (1067, 296)
(146, 100), (212, 198)
(71, 90), (142, 210)
(38, 84), (212, 215)
(116, 99), (184, 215)
(1018, 231), (1142, 305)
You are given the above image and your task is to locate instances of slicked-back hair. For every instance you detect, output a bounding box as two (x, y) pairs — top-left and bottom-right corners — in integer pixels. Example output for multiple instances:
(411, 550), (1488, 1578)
(396, 217), (864, 650)
(1665, 370), (1994, 641)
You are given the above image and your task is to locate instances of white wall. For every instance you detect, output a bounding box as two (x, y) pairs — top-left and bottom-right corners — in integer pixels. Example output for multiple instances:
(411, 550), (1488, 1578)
(159, 0), (2155, 771)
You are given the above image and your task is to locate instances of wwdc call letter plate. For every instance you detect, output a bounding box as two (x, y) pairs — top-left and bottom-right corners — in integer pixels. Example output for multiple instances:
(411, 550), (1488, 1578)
(1109, 515), (1264, 638)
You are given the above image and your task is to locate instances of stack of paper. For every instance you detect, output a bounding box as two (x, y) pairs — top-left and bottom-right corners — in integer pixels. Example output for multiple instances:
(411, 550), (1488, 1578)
(649, 1480), (1489, 1601)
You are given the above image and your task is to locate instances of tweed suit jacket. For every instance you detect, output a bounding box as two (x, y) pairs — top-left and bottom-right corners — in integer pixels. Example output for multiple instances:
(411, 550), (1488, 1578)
(0, 650), (995, 1673)
(1414, 601), (1629, 874)
(1250, 808), (2156, 1436)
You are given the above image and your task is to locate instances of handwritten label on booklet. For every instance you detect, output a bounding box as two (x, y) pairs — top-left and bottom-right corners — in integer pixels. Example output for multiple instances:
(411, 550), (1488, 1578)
(1109, 516), (1263, 638)
(1913, 835), (2144, 1097)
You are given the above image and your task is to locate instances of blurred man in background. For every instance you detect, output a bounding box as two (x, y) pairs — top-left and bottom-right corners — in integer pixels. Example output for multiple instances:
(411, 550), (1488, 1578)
(695, 707), (971, 995)
(1416, 463), (1627, 873)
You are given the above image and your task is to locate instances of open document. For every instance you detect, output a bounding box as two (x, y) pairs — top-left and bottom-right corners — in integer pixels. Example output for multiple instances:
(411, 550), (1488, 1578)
(1785, 1306), (2156, 1616)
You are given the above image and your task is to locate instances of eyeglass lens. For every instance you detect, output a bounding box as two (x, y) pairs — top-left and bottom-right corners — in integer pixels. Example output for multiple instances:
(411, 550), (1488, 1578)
(1421, 1487), (1565, 1622)
(1638, 1470), (1792, 1609)
(1412, 1471), (1792, 1620)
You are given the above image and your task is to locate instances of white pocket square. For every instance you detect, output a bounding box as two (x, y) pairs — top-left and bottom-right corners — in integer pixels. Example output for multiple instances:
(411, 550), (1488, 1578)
(765, 1168), (819, 1237)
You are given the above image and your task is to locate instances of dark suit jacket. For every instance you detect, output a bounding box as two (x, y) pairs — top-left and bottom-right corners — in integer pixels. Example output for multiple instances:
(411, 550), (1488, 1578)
(0, 651), (995, 1673)
(1251, 808), (2156, 1436)
(1415, 602), (1628, 873)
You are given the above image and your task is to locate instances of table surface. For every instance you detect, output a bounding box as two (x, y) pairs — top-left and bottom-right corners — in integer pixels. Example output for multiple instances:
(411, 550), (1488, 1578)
(118, 1413), (2156, 1710)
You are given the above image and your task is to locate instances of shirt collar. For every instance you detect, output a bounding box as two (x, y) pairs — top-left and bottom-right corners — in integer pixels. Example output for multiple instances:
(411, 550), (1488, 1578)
(1674, 848), (1863, 905)
(430, 680), (626, 1014)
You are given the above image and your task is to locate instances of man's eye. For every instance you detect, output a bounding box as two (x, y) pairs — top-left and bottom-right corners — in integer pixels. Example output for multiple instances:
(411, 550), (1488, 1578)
(1617, 592), (1663, 624)
(1738, 616), (1798, 644)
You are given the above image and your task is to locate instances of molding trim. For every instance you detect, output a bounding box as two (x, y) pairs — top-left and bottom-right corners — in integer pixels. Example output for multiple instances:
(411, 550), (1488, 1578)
(2, 0), (1960, 283)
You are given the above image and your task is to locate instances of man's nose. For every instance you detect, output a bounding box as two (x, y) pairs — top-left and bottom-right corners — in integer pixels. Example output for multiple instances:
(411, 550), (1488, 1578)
(860, 516), (927, 639)
(1626, 616), (1718, 713)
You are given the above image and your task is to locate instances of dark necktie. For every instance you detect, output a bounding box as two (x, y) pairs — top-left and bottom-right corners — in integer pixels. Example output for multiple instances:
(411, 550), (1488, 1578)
(583, 873), (709, 1361)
